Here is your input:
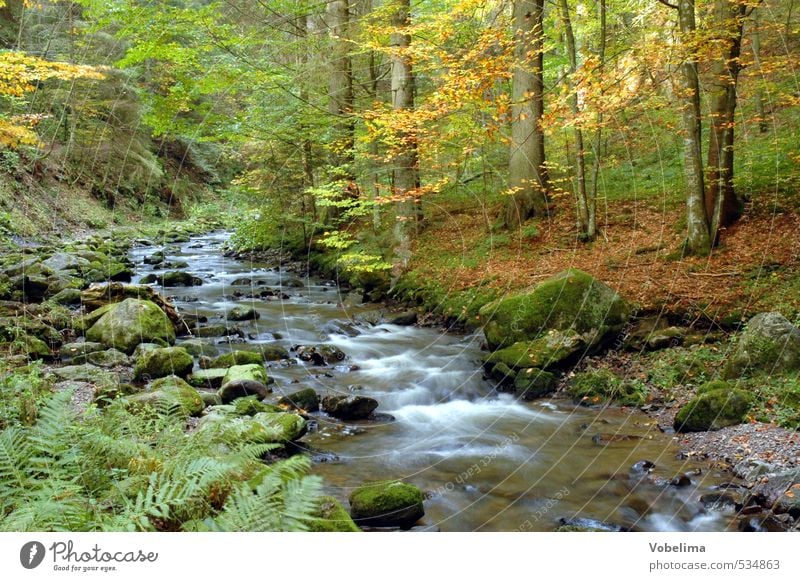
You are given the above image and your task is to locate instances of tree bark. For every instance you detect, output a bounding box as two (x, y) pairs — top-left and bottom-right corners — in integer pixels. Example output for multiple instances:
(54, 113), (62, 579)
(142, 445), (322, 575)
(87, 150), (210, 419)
(326, 0), (356, 222)
(558, 0), (590, 240)
(390, 0), (420, 280)
(705, 0), (746, 243)
(677, 0), (711, 255)
(505, 0), (550, 229)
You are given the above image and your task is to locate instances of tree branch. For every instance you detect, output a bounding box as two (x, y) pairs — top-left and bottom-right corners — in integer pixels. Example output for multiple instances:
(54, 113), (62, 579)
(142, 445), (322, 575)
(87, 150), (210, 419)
(655, 0), (679, 9)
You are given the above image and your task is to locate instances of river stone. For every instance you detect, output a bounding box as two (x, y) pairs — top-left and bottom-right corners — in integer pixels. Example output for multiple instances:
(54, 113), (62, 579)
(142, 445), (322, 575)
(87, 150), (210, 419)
(308, 496), (361, 532)
(133, 346), (194, 381)
(10, 334), (51, 360)
(278, 388), (320, 412)
(218, 379), (271, 404)
(478, 269), (630, 350)
(513, 368), (557, 400)
(132, 342), (165, 360)
(188, 368), (228, 389)
(673, 388), (754, 432)
(198, 410), (307, 443)
(722, 312), (800, 379)
(295, 344), (346, 366)
(126, 375), (204, 416)
(49, 288), (83, 306)
(483, 329), (585, 371)
(210, 350), (263, 368)
(227, 305), (260, 321)
(179, 339), (219, 358)
(161, 271), (203, 287)
(322, 394), (378, 420)
(86, 298), (176, 354)
(389, 312), (418, 326)
(13, 274), (50, 301)
(193, 323), (241, 338)
(143, 251), (165, 265)
(42, 252), (91, 273)
(348, 480), (424, 529)
(59, 341), (105, 360)
(52, 364), (119, 390)
(86, 348), (130, 368)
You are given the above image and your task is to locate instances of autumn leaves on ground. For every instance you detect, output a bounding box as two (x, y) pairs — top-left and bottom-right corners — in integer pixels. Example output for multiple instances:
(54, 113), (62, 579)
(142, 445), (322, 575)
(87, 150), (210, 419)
(411, 194), (800, 324)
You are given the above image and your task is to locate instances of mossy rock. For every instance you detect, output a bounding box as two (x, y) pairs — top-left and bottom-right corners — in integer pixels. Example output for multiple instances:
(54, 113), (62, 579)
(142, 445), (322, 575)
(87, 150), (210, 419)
(228, 305), (260, 321)
(278, 388), (320, 412)
(49, 288), (83, 306)
(569, 369), (648, 406)
(514, 368), (557, 400)
(722, 312), (800, 379)
(696, 380), (733, 395)
(86, 348), (130, 368)
(8, 335), (51, 360)
(218, 364), (271, 403)
(59, 341), (105, 360)
(199, 410), (306, 443)
(187, 368), (229, 389)
(210, 350), (263, 368)
(673, 388), (754, 432)
(231, 396), (283, 416)
(483, 329), (585, 371)
(126, 375), (205, 416)
(479, 269), (630, 349)
(179, 339), (219, 358)
(52, 364), (118, 390)
(133, 346), (194, 381)
(86, 298), (175, 354)
(348, 480), (424, 529)
(308, 496), (361, 532)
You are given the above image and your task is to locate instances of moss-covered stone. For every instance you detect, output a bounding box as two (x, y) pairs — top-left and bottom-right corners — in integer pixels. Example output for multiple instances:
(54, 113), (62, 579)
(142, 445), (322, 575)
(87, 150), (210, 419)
(483, 329), (585, 371)
(86, 298), (175, 354)
(59, 341), (105, 360)
(52, 364), (118, 390)
(126, 375), (205, 416)
(277, 388), (320, 412)
(673, 388), (754, 432)
(514, 368), (557, 400)
(86, 348), (130, 368)
(348, 480), (424, 528)
(9, 334), (51, 360)
(308, 496), (361, 532)
(187, 368), (229, 389)
(722, 312), (800, 379)
(479, 269), (630, 349)
(218, 364), (271, 403)
(179, 339), (219, 358)
(199, 410), (307, 443)
(133, 346), (194, 381)
(231, 396), (283, 416)
(568, 369), (648, 406)
(210, 350), (263, 368)
(228, 305), (260, 321)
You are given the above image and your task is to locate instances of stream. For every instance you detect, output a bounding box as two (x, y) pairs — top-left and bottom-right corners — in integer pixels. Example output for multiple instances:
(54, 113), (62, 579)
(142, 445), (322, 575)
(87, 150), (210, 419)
(130, 231), (737, 532)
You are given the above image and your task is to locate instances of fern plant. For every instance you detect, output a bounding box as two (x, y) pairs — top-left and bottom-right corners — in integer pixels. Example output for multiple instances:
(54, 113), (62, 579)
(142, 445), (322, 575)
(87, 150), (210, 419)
(0, 387), (323, 532)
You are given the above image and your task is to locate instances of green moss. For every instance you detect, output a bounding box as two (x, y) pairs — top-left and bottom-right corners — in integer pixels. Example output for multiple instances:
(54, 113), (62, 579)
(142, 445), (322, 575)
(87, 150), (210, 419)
(307, 496), (361, 532)
(209, 350), (263, 368)
(479, 269), (630, 349)
(133, 347), (194, 381)
(126, 375), (205, 416)
(513, 368), (557, 400)
(86, 298), (175, 354)
(569, 369), (648, 406)
(673, 388), (753, 432)
(348, 480), (424, 529)
(483, 329), (584, 371)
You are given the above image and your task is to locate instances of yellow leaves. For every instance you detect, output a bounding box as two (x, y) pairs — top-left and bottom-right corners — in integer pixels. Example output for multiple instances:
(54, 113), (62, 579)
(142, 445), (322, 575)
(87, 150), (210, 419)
(0, 118), (39, 149)
(0, 51), (104, 99)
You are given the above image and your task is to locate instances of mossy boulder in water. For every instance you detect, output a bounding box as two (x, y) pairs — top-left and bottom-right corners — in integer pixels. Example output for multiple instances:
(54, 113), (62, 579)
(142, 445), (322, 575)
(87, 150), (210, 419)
(348, 480), (424, 528)
(322, 394), (378, 419)
(198, 410), (306, 443)
(513, 368), (557, 400)
(209, 350), (263, 368)
(722, 312), (800, 379)
(133, 346), (194, 381)
(478, 269), (630, 350)
(86, 298), (175, 354)
(227, 305), (260, 321)
(278, 388), (320, 412)
(308, 496), (361, 532)
(126, 375), (204, 416)
(483, 329), (585, 371)
(218, 364), (271, 403)
(673, 388), (753, 432)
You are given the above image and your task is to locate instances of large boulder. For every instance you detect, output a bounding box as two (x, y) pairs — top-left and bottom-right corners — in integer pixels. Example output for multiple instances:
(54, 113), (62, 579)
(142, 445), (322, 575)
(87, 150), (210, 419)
(483, 329), (585, 371)
(673, 387), (753, 432)
(86, 298), (175, 354)
(218, 364), (271, 403)
(479, 269), (630, 350)
(126, 376), (204, 416)
(133, 346), (194, 381)
(209, 350), (263, 368)
(42, 252), (90, 273)
(348, 480), (424, 528)
(322, 394), (378, 420)
(722, 312), (800, 379)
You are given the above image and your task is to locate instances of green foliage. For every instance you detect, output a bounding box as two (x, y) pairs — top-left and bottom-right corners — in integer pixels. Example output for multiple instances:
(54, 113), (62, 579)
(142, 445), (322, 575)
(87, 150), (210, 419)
(0, 363), (53, 429)
(568, 368), (649, 406)
(644, 345), (723, 392)
(0, 387), (322, 531)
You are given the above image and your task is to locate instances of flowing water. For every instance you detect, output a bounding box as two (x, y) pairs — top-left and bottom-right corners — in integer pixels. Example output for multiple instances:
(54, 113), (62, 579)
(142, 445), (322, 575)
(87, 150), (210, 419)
(131, 232), (737, 532)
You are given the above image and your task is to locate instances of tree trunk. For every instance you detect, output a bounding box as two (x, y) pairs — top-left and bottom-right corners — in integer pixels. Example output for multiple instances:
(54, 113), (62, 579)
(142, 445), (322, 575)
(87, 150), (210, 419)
(751, 11), (768, 133)
(390, 0), (420, 280)
(364, 0), (382, 231)
(558, 0), (590, 240)
(297, 10), (316, 228)
(505, 0), (550, 229)
(326, 0), (356, 222)
(677, 0), (711, 255)
(705, 0), (746, 243)
(588, 0), (604, 240)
